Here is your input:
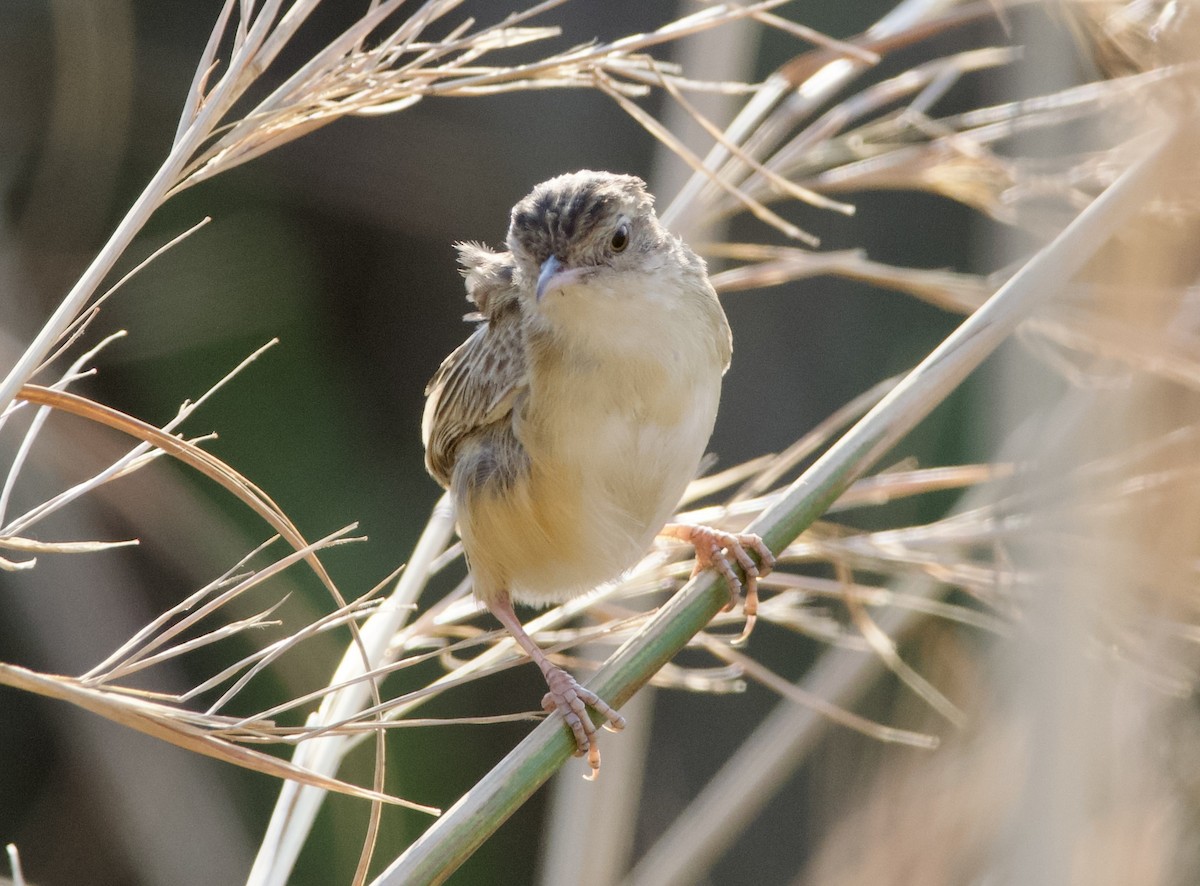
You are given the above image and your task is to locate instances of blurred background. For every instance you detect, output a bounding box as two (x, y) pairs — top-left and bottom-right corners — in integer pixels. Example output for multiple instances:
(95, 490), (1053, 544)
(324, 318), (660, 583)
(5, 2), (1189, 885)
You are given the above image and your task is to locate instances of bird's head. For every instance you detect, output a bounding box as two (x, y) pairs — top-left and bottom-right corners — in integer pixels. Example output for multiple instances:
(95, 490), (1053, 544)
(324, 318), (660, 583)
(505, 170), (669, 304)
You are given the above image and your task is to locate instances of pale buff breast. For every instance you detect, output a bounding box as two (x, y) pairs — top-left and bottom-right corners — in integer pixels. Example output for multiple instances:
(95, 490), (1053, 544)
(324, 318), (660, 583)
(461, 276), (728, 606)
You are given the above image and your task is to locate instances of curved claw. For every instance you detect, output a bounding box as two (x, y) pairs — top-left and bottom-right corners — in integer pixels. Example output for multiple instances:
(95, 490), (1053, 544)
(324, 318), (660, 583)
(540, 666), (626, 779)
(660, 523), (775, 642)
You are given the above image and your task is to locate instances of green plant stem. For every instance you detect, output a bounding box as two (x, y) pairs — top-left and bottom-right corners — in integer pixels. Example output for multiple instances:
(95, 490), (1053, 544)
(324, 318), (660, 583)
(371, 126), (1171, 886)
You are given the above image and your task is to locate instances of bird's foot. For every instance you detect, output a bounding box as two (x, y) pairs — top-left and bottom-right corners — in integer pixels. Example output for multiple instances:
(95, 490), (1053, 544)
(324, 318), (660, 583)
(660, 522), (775, 643)
(540, 665), (626, 780)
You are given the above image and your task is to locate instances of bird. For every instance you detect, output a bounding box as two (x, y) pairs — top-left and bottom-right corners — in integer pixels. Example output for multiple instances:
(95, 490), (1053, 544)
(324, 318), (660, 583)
(422, 170), (773, 776)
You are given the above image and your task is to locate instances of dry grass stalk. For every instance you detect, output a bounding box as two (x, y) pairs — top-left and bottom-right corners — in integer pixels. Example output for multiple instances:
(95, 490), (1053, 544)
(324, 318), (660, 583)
(5, 0), (1200, 883)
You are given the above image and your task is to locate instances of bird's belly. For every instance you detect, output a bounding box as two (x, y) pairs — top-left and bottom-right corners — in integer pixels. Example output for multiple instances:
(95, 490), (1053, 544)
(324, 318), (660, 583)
(528, 416), (709, 603)
(463, 363), (720, 606)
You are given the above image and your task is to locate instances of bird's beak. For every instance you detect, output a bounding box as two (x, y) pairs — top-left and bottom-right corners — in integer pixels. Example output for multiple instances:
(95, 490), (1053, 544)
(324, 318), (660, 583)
(536, 256), (563, 302)
(535, 255), (589, 302)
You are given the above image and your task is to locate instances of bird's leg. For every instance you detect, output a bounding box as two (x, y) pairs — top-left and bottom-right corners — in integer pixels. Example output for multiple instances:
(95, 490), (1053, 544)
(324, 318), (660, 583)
(659, 523), (775, 641)
(487, 593), (626, 779)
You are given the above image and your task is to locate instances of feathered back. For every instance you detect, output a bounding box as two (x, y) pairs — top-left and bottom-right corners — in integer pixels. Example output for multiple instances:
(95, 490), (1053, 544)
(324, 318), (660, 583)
(421, 244), (529, 487)
(455, 241), (518, 319)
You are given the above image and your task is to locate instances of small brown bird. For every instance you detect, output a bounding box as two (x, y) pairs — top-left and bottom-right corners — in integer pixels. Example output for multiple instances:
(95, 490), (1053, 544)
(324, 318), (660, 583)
(422, 170), (772, 775)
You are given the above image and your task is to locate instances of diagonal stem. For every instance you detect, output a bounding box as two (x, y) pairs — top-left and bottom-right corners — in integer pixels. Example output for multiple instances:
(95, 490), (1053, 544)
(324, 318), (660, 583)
(370, 126), (1172, 886)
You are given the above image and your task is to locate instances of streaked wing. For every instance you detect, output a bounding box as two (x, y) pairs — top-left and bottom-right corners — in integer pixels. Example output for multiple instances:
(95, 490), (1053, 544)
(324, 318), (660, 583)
(422, 247), (528, 488)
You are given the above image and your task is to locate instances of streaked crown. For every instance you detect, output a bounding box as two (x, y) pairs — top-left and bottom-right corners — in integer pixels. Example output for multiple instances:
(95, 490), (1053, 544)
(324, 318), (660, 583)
(506, 170), (658, 270)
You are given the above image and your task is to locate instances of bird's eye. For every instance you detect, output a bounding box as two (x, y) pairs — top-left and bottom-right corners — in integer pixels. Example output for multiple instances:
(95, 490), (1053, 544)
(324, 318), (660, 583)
(610, 223), (630, 253)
